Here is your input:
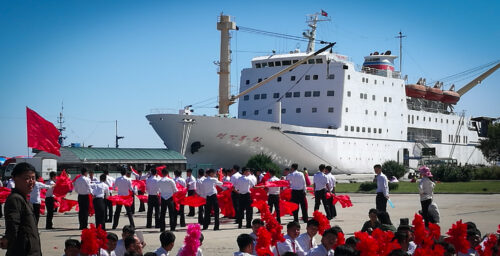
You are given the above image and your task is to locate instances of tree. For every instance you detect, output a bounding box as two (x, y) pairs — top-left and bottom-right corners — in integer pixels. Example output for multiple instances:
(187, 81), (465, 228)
(478, 122), (500, 162)
(245, 153), (281, 176)
(382, 160), (406, 179)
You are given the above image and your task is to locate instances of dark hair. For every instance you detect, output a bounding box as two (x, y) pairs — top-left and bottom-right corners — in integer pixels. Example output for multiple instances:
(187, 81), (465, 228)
(80, 167), (88, 175)
(124, 236), (137, 250)
(345, 236), (359, 248)
(319, 164), (326, 171)
(186, 168), (192, 173)
(282, 252), (298, 256)
(143, 253), (157, 256)
(122, 225), (135, 235)
(331, 225), (344, 234)
(387, 249), (408, 256)
(160, 231), (176, 247)
(236, 233), (254, 251)
(12, 162), (36, 177)
(65, 239), (81, 249)
(394, 231), (409, 243)
(100, 174), (107, 182)
(333, 245), (356, 256)
(49, 171), (56, 179)
(252, 219), (264, 226)
(206, 169), (215, 175)
(268, 169), (276, 176)
(161, 168), (168, 176)
(233, 165), (240, 171)
(242, 167), (250, 173)
(307, 219), (320, 228)
(374, 164), (382, 169)
(325, 166), (332, 172)
(323, 227), (339, 237)
(107, 232), (119, 241)
(120, 167), (127, 176)
(377, 211), (393, 225)
(198, 169), (205, 176)
(287, 221), (300, 230)
(150, 168), (157, 175)
(368, 208), (378, 215)
(124, 252), (141, 256)
(291, 163), (298, 170)
(174, 170), (182, 177)
(103, 169), (110, 175)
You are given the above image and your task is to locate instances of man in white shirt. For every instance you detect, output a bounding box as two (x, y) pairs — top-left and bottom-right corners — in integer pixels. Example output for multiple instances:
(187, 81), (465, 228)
(230, 165), (242, 220)
(158, 168), (178, 232)
(89, 169), (99, 184)
(91, 174), (110, 230)
(374, 164), (389, 212)
(112, 168), (136, 229)
(234, 233), (255, 256)
(135, 168), (148, 213)
(74, 168), (92, 230)
(113, 225), (136, 256)
(196, 169), (206, 225)
(266, 169), (281, 224)
(45, 171), (57, 229)
(325, 166), (337, 219)
(146, 168), (161, 229)
(173, 170), (186, 227)
(155, 231), (175, 256)
(103, 169), (115, 223)
(307, 227), (338, 256)
(296, 219), (319, 252)
(273, 221), (305, 256)
(235, 167), (256, 229)
(286, 163), (308, 223)
(30, 174), (53, 225)
(185, 168), (197, 216)
(313, 164), (331, 219)
(201, 169), (223, 231)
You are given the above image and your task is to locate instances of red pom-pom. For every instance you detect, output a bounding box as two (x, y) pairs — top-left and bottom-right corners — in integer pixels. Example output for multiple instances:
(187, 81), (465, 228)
(312, 210), (331, 235)
(80, 224), (99, 255)
(445, 220), (470, 254)
(334, 231), (345, 249)
(255, 227), (273, 256)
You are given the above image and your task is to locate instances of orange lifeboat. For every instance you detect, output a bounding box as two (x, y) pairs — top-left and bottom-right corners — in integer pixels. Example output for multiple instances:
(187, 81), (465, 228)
(425, 86), (444, 101)
(405, 84), (426, 98)
(441, 90), (460, 104)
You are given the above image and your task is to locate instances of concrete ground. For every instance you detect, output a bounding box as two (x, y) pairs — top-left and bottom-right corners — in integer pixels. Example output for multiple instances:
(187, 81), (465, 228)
(1, 193), (500, 255)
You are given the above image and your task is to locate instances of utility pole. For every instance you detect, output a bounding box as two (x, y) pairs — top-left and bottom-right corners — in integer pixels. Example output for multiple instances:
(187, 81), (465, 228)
(57, 102), (67, 146)
(395, 31), (406, 74)
(115, 120), (124, 148)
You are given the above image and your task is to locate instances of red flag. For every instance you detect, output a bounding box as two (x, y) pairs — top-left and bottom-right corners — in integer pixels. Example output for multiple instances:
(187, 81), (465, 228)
(26, 107), (61, 156)
(321, 10), (328, 17)
(136, 194), (148, 203)
(181, 194), (206, 207)
(0, 187), (11, 203)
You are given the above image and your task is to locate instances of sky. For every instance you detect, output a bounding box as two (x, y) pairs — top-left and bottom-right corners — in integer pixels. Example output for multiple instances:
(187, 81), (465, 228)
(1, 0), (499, 157)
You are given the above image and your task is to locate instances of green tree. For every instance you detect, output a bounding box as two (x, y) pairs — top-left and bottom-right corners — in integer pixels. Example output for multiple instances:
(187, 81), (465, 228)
(478, 122), (500, 162)
(382, 160), (406, 179)
(246, 153), (281, 176)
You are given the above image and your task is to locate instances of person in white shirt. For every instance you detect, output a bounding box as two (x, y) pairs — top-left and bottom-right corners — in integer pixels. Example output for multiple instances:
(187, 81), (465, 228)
(89, 169), (99, 184)
(74, 168), (92, 230)
(313, 164), (331, 219)
(185, 168), (197, 216)
(103, 169), (115, 223)
(418, 165), (435, 225)
(135, 168), (148, 213)
(196, 169), (206, 225)
(235, 167), (256, 229)
(325, 166), (337, 219)
(146, 168), (161, 229)
(307, 227), (338, 256)
(92, 174), (110, 230)
(286, 163), (308, 223)
(45, 171), (57, 229)
(234, 233), (255, 256)
(374, 164), (389, 212)
(173, 170), (186, 227)
(296, 219), (319, 252)
(230, 165), (242, 220)
(266, 169), (281, 223)
(155, 231), (175, 256)
(105, 232), (118, 256)
(158, 168), (178, 232)
(6, 178), (15, 189)
(30, 173), (53, 225)
(177, 233), (204, 256)
(201, 169), (223, 230)
(273, 221), (305, 256)
(113, 225), (137, 256)
(112, 168), (136, 229)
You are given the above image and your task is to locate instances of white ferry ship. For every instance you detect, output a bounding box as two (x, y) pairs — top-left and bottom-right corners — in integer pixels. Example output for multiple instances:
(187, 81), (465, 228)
(146, 14), (499, 173)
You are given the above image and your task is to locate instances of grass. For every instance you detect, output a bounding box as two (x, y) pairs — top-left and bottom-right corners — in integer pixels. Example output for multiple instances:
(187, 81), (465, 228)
(335, 181), (500, 194)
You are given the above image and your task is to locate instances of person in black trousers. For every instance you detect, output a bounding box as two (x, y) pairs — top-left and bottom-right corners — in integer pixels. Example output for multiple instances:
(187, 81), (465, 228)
(74, 168), (92, 230)
(158, 168), (178, 232)
(196, 169), (206, 225)
(235, 167), (254, 229)
(286, 163), (309, 223)
(146, 168), (160, 228)
(45, 171), (57, 229)
(185, 169), (196, 216)
(103, 169), (115, 223)
(112, 168), (136, 229)
(91, 174), (109, 230)
(267, 169), (281, 223)
(201, 169), (223, 230)
(230, 165), (241, 221)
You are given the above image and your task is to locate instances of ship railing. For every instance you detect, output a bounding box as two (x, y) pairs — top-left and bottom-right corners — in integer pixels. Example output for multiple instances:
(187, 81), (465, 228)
(361, 67), (401, 79)
(149, 108), (178, 114)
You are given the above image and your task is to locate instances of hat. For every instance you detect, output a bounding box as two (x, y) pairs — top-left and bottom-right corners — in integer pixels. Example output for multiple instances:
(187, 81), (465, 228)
(418, 166), (433, 177)
(397, 218), (413, 231)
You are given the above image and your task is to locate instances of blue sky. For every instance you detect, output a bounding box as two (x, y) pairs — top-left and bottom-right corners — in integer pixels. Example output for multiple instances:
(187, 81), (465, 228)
(1, 0), (499, 157)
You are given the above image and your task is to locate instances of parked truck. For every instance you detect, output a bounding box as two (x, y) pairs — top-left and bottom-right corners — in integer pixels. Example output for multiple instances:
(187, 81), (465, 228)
(2, 157), (57, 181)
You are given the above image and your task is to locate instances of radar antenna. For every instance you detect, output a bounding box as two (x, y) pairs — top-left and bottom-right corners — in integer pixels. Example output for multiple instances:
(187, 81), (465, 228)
(395, 31), (406, 74)
(303, 12), (330, 53)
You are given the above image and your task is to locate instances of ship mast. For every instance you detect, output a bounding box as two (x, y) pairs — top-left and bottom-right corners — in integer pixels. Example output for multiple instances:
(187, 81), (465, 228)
(217, 14), (236, 116)
(303, 13), (330, 53)
(395, 31), (406, 74)
(57, 102), (66, 146)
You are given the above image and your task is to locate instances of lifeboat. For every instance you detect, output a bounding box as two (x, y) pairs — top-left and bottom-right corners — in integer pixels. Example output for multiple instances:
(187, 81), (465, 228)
(405, 84), (427, 98)
(425, 87), (444, 101)
(441, 90), (460, 104)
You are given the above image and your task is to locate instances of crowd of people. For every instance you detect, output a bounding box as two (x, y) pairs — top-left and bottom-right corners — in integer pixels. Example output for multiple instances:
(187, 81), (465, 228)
(1, 162), (499, 256)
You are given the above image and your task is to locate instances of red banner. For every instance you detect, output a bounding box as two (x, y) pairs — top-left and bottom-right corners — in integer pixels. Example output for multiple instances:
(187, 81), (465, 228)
(26, 107), (61, 156)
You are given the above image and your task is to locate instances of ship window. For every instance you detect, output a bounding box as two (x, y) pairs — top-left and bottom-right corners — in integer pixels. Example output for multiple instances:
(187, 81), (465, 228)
(429, 117), (431, 122)
(277, 77), (282, 82)
(254, 110), (259, 115)
(275, 61), (281, 66)
(328, 107), (334, 113)
(356, 127), (360, 132)
(366, 78), (369, 83)
(384, 112), (387, 117)
(435, 118), (437, 122)
(423, 117), (426, 121)
(305, 75), (311, 80)
(261, 62), (267, 67)
(417, 116), (419, 121)
(296, 108), (301, 113)
(316, 58), (323, 64)
(408, 115), (410, 123)
(374, 127), (377, 133)
(372, 95), (376, 100)
(374, 111), (377, 116)
(360, 93), (364, 99)
(446, 119), (448, 123)
(313, 91), (320, 97)
(453, 120), (455, 124)
(293, 92), (300, 97)
(375, 80), (377, 85)
(246, 80), (250, 85)
(365, 110), (368, 115)
(282, 60), (291, 66)
(368, 127), (371, 133)
(389, 97), (392, 103)
(261, 93), (267, 99)
(364, 94), (368, 99)
(273, 93), (280, 98)
(242, 111), (246, 116)
(291, 76), (296, 81)
(268, 109), (272, 114)
(312, 107), (317, 113)
(345, 107), (348, 112)
(379, 128), (382, 133)
(350, 126), (354, 131)
(254, 94), (260, 100)
(348, 74), (351, 80)
(313, 75), (319, 80)
(255, 63), (261, 68)
(328, 74), (335, 79)
(362, 77), (365, 83)
(362, 127), (366, 132)
(292, 60), (299, 64)
(268, 62), (274, 67)
(305, 91), (312, 97)
(327, 90), (335, 96)
(285, 92), (292, 98)
(244, 95), (249, 101)
(345, 126), (348, 131)
(412, 115), (414, 124)
(281, 108), (286, 113)
(384, 97), (387, 102)
(308, 59), (315, 64)
(347, 91), (351, 97)
(258, 78), (262, 82)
